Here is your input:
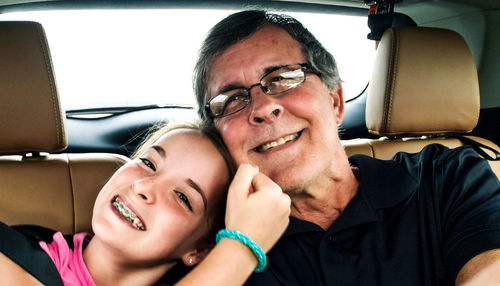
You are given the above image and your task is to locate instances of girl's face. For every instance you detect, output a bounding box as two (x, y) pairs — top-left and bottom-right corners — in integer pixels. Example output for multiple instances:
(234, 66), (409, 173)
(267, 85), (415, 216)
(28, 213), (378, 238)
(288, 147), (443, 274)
(91, 129), (229, 266)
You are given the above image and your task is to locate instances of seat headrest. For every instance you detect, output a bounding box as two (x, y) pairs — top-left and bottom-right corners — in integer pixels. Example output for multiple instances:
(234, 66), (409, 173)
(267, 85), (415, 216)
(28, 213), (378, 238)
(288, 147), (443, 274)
(0, 21), (66, 155)
(366, 27), (480, 137)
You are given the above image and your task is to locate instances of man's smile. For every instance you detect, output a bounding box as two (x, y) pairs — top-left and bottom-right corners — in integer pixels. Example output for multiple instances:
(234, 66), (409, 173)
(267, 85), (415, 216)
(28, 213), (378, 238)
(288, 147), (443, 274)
(254, 130), (302, 153)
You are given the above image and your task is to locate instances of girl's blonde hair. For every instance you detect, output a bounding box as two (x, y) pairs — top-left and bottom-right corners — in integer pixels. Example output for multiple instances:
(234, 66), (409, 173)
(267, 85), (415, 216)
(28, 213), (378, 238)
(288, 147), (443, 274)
(133, 121), (235, 177)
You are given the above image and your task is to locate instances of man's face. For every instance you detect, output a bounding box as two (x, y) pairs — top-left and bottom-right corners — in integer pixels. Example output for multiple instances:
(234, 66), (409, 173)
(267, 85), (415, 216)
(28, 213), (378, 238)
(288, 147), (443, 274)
(206, 25), (345, 193)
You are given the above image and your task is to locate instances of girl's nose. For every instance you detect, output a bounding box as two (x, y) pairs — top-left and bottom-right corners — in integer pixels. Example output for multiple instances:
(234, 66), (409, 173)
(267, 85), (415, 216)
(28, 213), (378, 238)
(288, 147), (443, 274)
(133, 178), (155, 204)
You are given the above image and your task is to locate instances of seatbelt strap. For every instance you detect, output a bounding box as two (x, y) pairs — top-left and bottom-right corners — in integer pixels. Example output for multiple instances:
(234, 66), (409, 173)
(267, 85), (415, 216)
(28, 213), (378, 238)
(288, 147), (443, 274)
(446, 135), (500, 161)
(0, 221), (64, 286)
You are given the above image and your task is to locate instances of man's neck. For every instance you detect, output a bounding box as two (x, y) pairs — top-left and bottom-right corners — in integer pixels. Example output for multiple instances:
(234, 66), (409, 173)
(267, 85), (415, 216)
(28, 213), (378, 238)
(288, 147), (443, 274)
(289, 166), (359, 230)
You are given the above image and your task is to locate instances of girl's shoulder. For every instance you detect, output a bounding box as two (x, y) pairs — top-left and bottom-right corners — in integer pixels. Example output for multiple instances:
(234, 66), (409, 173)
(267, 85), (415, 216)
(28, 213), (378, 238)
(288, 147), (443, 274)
(0, 221), (64, 285)
(0, 251), (44, 286)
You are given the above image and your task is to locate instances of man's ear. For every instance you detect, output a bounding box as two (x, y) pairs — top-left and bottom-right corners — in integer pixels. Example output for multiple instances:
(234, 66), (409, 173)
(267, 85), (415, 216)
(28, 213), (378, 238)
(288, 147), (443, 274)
(181, 244), (214, 266)
(329, 84), (344, 124)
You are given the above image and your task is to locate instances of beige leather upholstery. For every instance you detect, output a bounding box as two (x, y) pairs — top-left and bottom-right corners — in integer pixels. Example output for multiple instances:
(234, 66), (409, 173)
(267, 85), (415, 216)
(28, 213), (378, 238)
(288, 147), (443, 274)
(366, 27), (479, 136)
(344, 27), (499, 178)
(0, 22), (67, 155)
(343, 136), (500, 176)
(0, 21), (128, 234)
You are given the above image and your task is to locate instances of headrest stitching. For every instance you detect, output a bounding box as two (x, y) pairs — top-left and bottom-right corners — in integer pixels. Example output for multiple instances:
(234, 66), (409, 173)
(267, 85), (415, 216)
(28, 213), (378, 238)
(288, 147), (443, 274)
(66, 154), (77, 233)
(36, 24), (64, 147)
(384, 28), (398, 134)
(388, 29), (400, 134)
(467, 48), (480, 128)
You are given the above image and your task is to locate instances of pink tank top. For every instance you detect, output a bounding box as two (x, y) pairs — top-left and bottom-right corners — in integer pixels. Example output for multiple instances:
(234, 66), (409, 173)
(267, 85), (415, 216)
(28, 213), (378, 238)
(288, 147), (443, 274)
(39, 232), (95, 286)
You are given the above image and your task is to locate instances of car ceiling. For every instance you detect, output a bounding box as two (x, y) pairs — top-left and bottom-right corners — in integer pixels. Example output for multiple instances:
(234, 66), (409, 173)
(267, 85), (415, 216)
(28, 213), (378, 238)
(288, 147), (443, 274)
(1, 0), (500, 24)
(0, 0), (498, 7)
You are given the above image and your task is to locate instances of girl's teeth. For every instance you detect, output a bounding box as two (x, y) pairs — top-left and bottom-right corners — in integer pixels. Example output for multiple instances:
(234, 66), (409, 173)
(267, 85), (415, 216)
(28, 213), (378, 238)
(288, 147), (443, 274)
(113, 198), (145, 231)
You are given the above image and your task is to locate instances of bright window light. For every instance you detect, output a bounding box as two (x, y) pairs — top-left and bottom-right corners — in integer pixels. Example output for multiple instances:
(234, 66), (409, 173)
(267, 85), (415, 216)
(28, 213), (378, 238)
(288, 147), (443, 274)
(1, 9), (374, 110)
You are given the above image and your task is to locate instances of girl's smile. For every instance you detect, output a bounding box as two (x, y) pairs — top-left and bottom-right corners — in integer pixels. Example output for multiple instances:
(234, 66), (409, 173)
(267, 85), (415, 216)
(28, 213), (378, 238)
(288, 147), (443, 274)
(112, 195), (146, 231)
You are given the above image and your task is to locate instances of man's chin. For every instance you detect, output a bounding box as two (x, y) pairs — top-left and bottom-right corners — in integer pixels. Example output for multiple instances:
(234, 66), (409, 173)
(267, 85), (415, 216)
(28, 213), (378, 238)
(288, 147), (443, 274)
(260, 166), (304, 193)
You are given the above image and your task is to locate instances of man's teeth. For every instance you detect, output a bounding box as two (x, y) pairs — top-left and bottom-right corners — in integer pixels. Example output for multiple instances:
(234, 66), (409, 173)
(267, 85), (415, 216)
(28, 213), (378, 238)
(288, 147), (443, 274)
(259, 133), (299, 152)
(113, 197), (145, 231)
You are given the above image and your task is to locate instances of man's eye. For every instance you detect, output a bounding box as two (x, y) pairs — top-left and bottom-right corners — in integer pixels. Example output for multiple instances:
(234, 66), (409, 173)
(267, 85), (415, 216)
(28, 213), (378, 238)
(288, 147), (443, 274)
(269, 75), (284, 83)
(227, 91), (248, 102)
(176, 191), (192, 211)
(225, 93), (248, 107)
(140, 158), (156, 171)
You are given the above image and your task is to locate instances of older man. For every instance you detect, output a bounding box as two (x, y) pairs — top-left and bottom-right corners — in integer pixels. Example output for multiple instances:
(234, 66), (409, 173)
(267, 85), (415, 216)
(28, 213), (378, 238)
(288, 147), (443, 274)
(194, 10), (500, 285)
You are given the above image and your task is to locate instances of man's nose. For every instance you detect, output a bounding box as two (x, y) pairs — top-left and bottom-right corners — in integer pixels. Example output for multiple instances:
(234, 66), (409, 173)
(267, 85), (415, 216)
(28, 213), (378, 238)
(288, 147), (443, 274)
(248, 87), (283, 124)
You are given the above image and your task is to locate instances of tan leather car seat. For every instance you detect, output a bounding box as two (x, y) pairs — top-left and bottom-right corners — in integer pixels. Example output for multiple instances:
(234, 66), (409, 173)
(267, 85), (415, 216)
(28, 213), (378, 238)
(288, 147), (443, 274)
(343, 26), (500, 177)
(0, 21), (129, 234)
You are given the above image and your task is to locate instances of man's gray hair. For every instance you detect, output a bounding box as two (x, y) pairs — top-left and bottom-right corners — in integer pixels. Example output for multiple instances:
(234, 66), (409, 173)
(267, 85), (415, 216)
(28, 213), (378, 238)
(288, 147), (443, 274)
(193, 9), (341, 124)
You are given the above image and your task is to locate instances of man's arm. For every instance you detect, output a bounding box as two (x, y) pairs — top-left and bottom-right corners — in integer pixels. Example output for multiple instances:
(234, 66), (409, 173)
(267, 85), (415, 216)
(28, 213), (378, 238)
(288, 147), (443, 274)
(456, 248), (500, 285)
(434, 146), (500, 283)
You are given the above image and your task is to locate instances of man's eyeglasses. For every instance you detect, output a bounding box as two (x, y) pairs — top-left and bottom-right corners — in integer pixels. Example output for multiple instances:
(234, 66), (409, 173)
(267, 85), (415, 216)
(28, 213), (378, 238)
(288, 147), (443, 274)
(205, 63), (315, 118)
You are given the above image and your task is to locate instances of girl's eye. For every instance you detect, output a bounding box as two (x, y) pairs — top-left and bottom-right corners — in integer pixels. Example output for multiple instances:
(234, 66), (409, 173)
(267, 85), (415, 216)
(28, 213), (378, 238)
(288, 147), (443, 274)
(140, 158), (156, 171)
(176, 191), (192, 211)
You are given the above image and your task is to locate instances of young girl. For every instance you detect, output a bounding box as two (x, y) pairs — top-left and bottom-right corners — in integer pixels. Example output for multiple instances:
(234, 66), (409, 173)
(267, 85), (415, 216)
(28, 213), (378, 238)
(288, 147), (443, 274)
(0, 121), (291, 285)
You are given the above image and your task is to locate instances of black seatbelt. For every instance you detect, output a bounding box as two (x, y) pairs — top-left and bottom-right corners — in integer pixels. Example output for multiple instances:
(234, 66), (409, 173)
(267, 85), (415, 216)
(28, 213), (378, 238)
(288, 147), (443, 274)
(0, 221), (64, 286)
(447, 134), (500, 161)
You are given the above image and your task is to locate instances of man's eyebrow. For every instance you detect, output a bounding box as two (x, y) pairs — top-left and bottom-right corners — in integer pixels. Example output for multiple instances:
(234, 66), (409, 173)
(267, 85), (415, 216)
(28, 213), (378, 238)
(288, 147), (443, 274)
(152, 145), (166, 157)
(218, 83), (245, 94)
(187, 178), (208, 212)
(216, 64), (287, 95)
(262, 64), (286, 75)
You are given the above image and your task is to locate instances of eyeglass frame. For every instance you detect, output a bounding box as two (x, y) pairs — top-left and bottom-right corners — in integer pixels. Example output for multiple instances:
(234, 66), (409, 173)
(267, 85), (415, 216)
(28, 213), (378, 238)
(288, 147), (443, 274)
(204, 63), (316, 119)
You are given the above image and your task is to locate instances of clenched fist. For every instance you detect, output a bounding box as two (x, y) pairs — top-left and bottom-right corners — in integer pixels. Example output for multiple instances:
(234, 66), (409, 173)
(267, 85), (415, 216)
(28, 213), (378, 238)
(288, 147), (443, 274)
(224, 164), (291, 253)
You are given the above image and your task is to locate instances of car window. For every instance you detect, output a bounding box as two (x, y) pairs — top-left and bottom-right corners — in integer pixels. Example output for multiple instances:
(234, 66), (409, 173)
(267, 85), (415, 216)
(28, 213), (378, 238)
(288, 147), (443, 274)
(0, 9), (374, 111)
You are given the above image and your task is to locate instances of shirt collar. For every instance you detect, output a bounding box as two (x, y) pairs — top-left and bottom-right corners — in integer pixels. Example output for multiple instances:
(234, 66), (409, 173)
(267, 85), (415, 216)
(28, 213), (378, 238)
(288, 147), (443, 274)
(282, 154), (418, 237)
(349, 154), (418, 209)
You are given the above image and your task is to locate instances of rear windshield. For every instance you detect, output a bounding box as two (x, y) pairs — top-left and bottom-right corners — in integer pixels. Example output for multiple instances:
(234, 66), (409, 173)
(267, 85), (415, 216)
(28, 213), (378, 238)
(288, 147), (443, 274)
(0, 9), (375, 111)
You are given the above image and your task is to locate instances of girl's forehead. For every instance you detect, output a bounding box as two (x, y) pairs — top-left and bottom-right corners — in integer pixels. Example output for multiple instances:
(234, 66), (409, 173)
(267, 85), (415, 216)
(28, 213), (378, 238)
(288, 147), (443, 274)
(155, 129), (205, 147)
(160, 128), (202, 140)
(149, 130), (220, 169)
(154, 129), (229, 194)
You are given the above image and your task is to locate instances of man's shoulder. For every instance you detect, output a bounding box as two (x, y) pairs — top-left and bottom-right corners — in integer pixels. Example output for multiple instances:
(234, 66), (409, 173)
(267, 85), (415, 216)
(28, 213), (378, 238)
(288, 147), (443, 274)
(349, 143), (474, 165)
(394, 143), (473, 160)
(391, 143), (484, 169)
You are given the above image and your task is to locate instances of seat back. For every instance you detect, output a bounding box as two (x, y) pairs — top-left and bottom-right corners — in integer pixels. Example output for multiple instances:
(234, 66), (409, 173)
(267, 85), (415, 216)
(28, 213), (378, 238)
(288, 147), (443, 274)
(0, 21), (128, 234)
(343, 26), (499, 177)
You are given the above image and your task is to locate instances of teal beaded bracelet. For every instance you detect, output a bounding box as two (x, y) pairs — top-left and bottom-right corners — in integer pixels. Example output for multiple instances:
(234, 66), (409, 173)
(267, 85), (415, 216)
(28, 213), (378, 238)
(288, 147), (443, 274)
(216, 229), (267, 272)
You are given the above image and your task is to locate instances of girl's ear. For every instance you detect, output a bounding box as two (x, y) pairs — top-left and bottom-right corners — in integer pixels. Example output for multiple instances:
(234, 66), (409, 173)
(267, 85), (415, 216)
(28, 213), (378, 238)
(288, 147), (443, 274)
(181, 244), (214, 266)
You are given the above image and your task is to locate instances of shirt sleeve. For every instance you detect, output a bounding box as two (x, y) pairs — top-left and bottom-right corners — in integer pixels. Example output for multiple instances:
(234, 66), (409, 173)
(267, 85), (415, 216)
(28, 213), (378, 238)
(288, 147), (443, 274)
(436, 146), (500, 279)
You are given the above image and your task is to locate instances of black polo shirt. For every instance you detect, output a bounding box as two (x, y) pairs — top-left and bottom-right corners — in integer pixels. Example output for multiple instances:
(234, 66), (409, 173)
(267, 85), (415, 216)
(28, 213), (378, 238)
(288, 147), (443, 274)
(245, 144), (500, 286)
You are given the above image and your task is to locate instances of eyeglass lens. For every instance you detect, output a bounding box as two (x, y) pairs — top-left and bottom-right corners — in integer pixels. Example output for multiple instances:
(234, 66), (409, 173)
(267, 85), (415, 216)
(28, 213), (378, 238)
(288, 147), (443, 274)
(208, 64), (307, 118)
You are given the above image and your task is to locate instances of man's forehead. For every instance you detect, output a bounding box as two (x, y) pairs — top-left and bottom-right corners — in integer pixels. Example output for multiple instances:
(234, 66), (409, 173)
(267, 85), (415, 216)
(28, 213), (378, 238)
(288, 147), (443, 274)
(207, 27), (304, 92)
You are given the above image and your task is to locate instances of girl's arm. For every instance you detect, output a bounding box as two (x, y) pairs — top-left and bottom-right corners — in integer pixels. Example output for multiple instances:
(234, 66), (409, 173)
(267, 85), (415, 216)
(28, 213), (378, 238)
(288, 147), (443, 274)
(0, 252), (44, 286)
(176, 164), (290, 286)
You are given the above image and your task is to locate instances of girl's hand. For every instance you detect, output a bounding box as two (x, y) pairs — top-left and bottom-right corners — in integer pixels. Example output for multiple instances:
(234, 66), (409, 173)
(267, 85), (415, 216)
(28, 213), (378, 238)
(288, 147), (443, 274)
(224, 164), (291, 253)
